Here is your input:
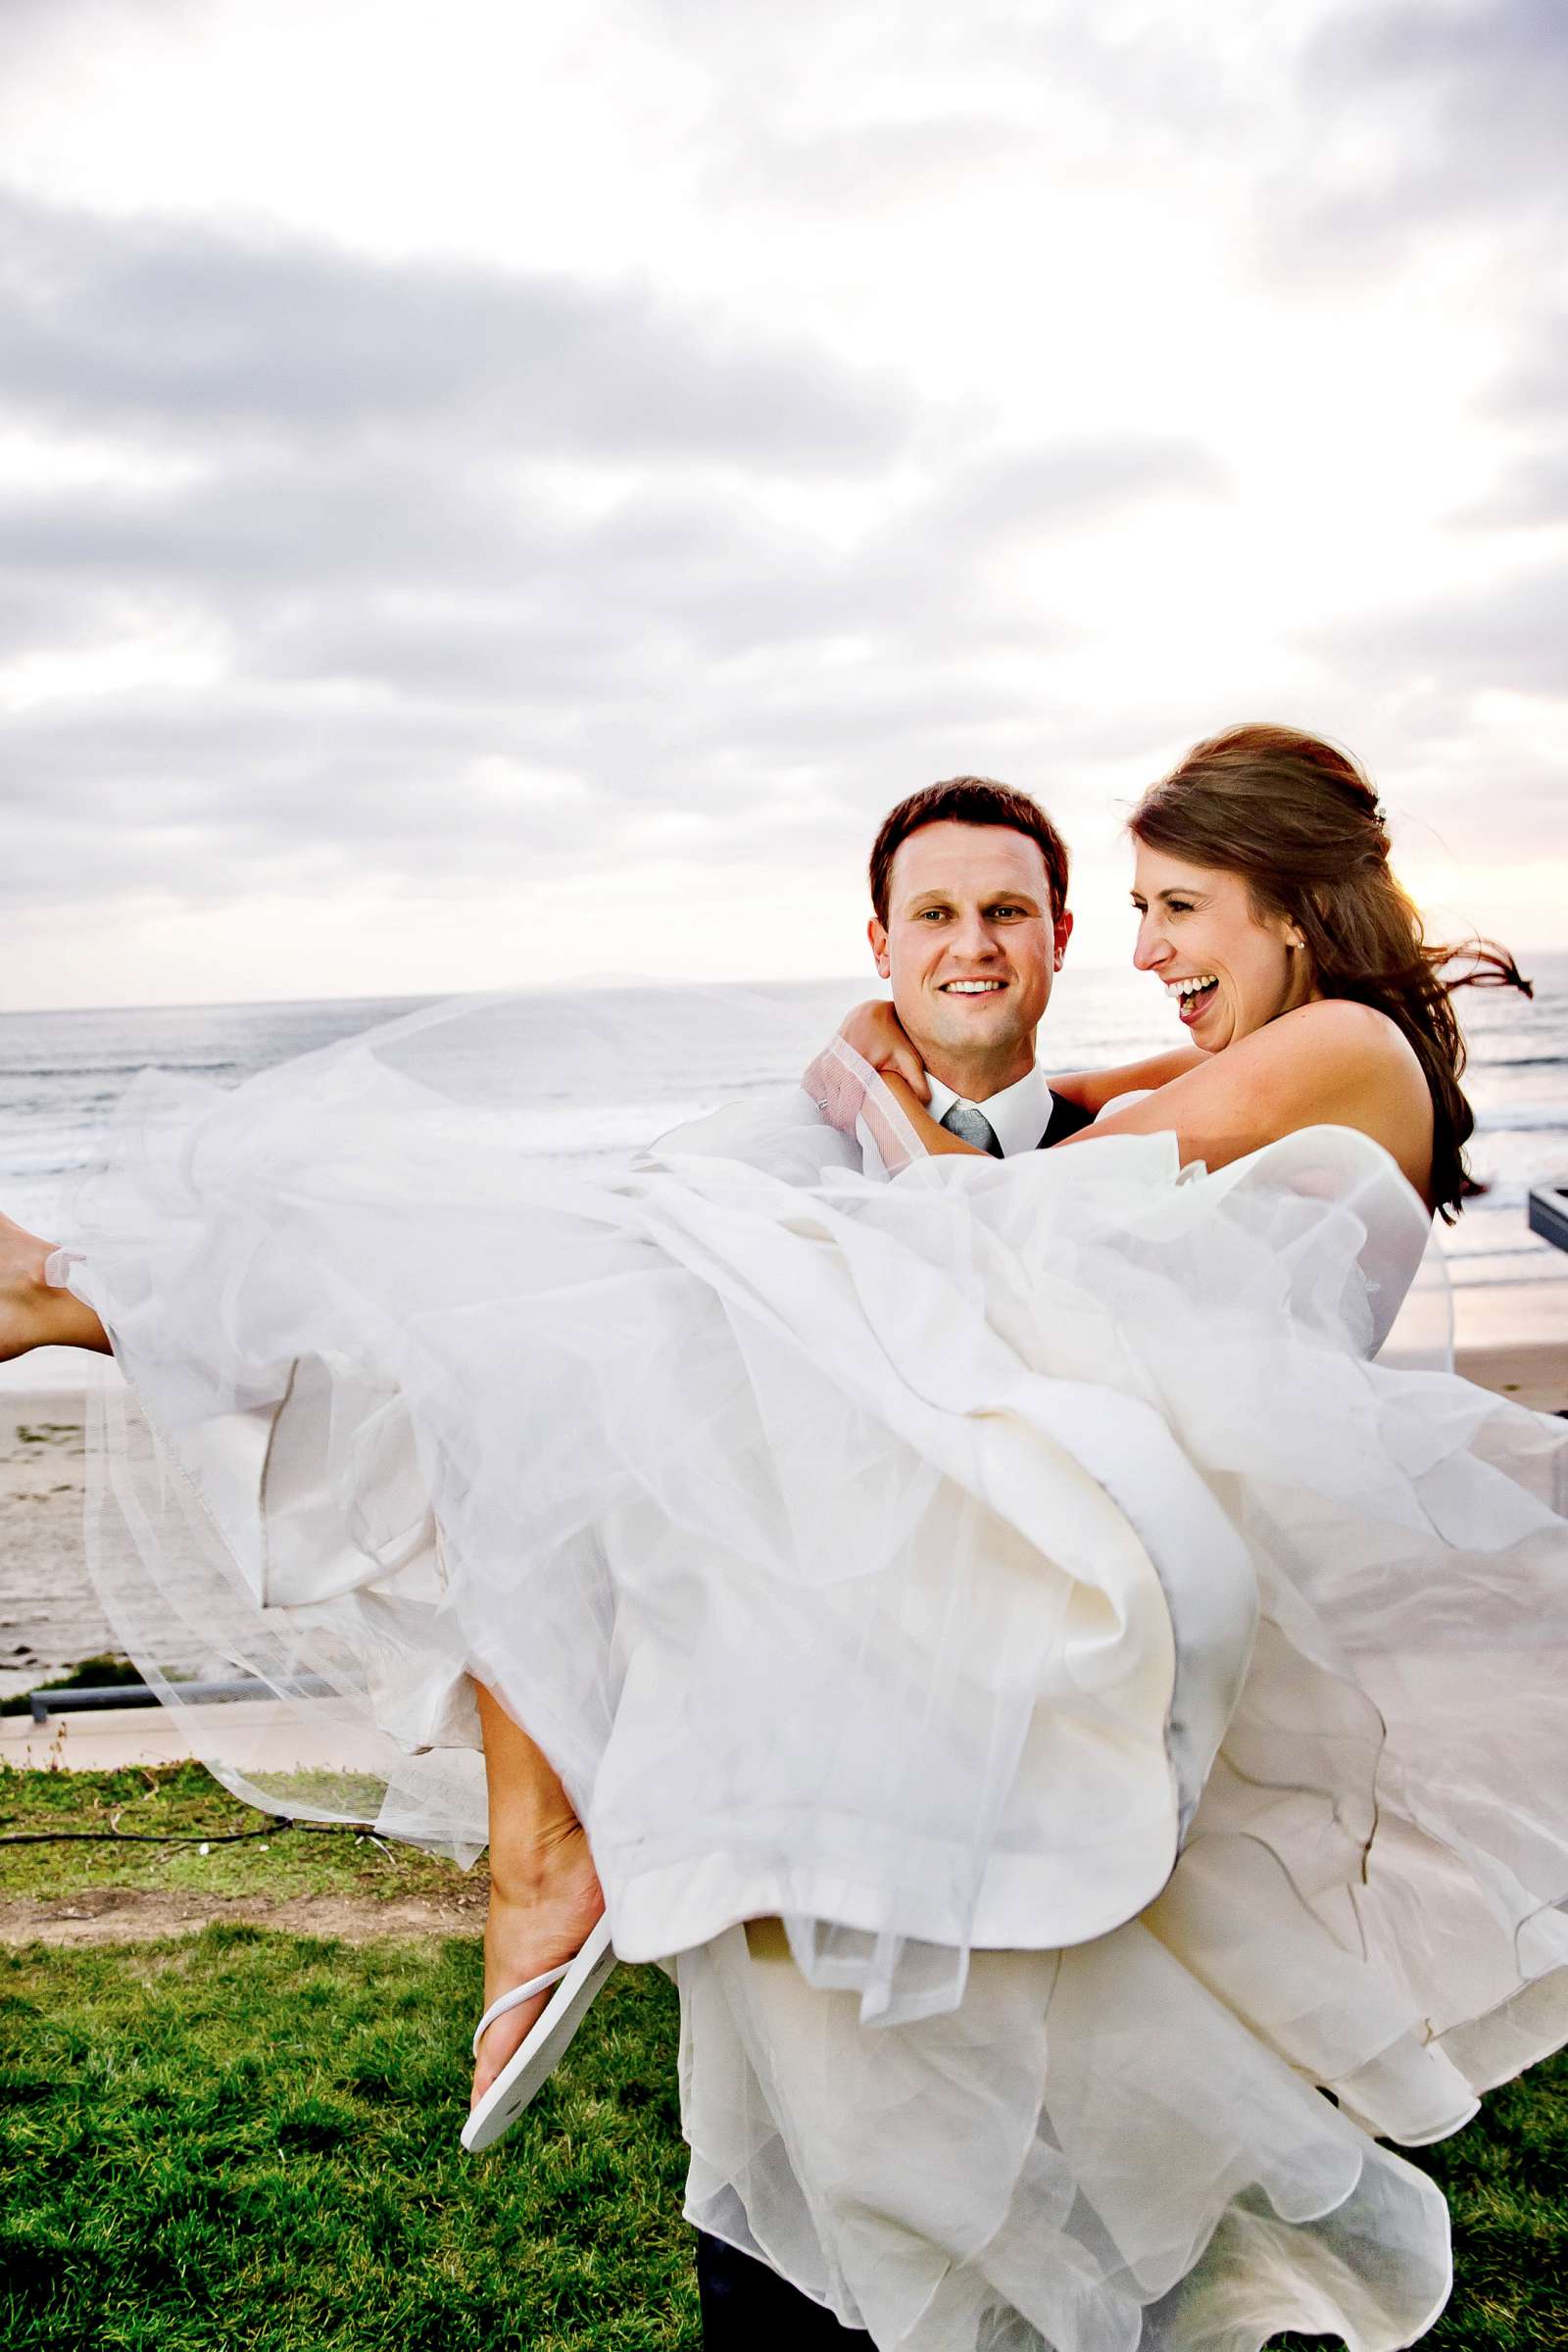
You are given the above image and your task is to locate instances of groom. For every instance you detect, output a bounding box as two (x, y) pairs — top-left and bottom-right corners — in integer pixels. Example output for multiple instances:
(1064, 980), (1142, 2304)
(696, 772), (1092, 2346)
(859, 780), (1091, 1156)
(858, 772), (1095, 1156)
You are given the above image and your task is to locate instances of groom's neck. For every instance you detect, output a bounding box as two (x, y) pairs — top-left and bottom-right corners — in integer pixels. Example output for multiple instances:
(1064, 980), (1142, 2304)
(919, 1038), (1038, 1102)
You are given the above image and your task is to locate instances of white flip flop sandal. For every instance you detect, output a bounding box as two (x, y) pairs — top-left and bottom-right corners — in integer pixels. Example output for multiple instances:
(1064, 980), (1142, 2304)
(462, 1913), (617, 2153)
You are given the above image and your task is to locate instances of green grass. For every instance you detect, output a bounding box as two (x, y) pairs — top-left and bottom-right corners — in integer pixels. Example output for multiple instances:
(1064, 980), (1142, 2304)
(1263, 2060), (1568, 2350)
(1413, 2062), (1568, 2348)
(1, 1927), (696, 2352)
(5, 1765), (1568, 2345)
(0, 1761), (478, 1907)
(6, 1935), (1568, 2352)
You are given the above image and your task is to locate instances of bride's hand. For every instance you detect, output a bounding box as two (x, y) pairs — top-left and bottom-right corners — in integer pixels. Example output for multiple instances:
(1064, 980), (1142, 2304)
(834, 1002), (929, 1100)
(802, 1004), (930, 1137)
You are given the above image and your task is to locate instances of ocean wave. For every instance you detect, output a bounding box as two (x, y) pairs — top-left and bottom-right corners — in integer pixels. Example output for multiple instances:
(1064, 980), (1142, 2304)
(1466, 1051), (1568, 1072)
(0, 1061), (244, 1085)
(1471, 1108), (1568, 1136)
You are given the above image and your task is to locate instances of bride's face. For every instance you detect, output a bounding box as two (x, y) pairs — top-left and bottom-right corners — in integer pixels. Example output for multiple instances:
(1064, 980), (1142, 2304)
(1131, 846), (1313, 1052)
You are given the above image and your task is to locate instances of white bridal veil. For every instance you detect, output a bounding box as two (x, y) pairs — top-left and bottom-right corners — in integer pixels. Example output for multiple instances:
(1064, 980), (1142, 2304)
(64, 985), (883, 1850)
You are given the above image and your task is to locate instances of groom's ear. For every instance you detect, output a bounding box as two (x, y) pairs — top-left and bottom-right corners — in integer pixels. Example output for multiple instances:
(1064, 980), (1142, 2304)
(868, 915), (891, 978)
(1053, 907), (1074, 970)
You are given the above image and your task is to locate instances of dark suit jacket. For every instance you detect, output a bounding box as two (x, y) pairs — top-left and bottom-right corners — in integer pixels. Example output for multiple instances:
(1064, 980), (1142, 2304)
(1036, 1090), (1097, 1149)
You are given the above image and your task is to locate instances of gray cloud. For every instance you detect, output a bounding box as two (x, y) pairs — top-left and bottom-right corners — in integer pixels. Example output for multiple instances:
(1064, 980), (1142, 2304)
(0, 690), (1193, 943)
(0, 692), (589, 908)
(0, 2), (1556, 995)
(1306, 556), (1568, 702)
(920, 438), (1229, 545)
(1454, 450), (1568, 530)
(0, 174), (1230, 920)
(1306, 0), (1567, 167)
(0, 213), (1225, 701)
(0, 187), (906, 468)
(0, 455), (533, 592)
(1457, 310), (1568, 527)
(1266, 0), (1567, 270)
(2, 186), (1138, 812)
(0, 0), (187, 63)
(696, 0), (1251, 220)
(1487, 313), (1568, 426)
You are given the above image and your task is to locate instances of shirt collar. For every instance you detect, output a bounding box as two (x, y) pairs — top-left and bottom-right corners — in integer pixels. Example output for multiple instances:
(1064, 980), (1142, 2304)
(923, 1063), (1054, 1156)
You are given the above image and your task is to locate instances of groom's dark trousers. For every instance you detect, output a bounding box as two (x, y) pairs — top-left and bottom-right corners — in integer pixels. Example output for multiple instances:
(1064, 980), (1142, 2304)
(696, 2232), (872, 2345)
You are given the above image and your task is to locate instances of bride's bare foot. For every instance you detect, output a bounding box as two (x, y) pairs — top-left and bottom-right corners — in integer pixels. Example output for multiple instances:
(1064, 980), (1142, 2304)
(472, 1821), (605, 2107)
(0, 1212), (111, 1361)
(0, 1213), (59, 1362)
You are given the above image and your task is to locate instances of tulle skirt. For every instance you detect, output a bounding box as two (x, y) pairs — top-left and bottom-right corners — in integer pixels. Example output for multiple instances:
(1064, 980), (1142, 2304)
(56, 991), (1568, 2350)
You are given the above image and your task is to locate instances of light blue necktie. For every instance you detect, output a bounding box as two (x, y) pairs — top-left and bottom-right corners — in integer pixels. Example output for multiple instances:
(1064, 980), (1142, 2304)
(941, 1102), (1003, 1156)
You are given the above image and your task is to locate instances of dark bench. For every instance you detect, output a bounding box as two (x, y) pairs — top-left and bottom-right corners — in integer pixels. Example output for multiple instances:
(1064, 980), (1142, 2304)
(1529, 1184), (1568, 1254)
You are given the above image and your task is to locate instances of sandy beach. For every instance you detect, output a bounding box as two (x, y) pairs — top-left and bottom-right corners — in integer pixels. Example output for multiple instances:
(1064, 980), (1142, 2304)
(3, 1280), (1564, 1717)
(1448, 1277), (1568, 1414)
(0, 1385), (95, 1702)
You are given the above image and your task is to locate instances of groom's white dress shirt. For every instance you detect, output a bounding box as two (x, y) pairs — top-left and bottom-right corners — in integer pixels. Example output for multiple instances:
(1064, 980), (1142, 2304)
(858, 1060), (1058, 1177)
(922, 1064), (1057, 1158)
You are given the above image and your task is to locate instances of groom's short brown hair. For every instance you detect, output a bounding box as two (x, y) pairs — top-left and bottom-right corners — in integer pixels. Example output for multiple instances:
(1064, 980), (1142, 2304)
(869, 778), (1070, 926)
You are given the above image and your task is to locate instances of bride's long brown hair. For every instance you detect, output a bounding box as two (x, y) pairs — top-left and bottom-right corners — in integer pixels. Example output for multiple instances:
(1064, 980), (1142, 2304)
(1128, 724), (1532, 1221)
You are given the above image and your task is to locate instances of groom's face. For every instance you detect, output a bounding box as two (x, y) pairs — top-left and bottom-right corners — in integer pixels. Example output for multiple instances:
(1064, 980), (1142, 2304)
(868, 820), (1071, 1089)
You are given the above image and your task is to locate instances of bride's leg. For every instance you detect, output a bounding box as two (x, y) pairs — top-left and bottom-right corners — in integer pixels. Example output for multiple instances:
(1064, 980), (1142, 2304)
(472, 1681), (605, 2107)
(0, 1214), (111, 1361)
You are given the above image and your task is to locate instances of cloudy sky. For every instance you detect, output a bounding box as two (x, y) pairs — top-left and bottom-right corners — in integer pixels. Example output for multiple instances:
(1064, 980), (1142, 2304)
(1, 0), (1563, 1008)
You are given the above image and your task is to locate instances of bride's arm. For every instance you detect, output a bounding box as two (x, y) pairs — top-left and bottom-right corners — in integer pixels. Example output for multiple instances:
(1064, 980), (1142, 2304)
(1048, 1047), (1203, 1113)
(805, 1056), (985, 1162)
(1053, 1000), (1434, 1192)
(828, 1000), (930, 1097)
(819, 1004), (1204, 1122)
(804, 1004), (988, 1163)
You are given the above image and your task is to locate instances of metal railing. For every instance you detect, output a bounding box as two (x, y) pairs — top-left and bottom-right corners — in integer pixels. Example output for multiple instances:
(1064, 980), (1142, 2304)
(26, 1676), (332, 1722)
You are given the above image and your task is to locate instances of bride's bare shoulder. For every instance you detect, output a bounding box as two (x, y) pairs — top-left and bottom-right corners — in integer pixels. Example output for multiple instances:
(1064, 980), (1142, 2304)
(1206, 999), (1431, 1129)
(1269, 998), (1427, 1086)
(1074, 994), (1433, 1184)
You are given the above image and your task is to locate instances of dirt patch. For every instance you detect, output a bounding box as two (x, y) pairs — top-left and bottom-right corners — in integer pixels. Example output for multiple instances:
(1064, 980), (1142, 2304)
(0, 1882), (486, 1946)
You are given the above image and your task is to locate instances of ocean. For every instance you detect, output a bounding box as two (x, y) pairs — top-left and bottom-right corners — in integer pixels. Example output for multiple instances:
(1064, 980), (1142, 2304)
(2, 958), (1565, 1291)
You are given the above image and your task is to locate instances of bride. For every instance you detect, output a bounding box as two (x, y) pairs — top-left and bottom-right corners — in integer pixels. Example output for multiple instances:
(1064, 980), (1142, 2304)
(1, 722), (1562, 2351)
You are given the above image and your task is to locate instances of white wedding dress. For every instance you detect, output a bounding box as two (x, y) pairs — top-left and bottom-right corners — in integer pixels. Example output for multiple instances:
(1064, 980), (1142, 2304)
(57, 990), (1568, 2351)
